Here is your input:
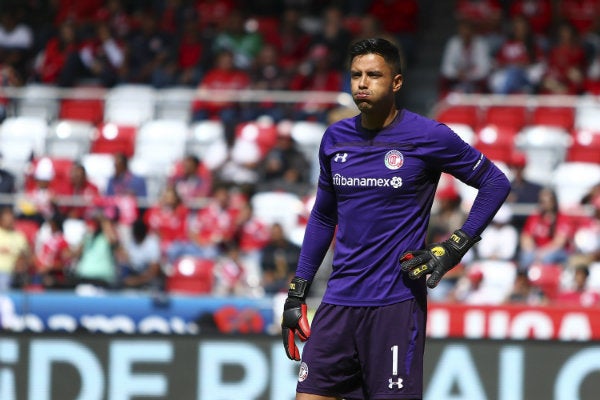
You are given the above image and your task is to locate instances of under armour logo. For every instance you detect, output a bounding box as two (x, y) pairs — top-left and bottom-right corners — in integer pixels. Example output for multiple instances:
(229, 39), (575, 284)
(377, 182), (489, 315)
(388, 377), (404, 389)
(334, 153), (348, 163)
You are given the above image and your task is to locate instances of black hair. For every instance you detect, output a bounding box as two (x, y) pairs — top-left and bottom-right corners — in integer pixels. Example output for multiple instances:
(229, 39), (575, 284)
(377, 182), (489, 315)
(132, 218), (148, 242)
(349, 38), (403, 75)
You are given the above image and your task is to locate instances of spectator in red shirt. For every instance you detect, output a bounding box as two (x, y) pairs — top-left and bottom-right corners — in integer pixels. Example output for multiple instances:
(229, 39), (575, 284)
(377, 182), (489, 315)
(34, 212), (73, 289)
(192, 49), (251, 145)
(456, 0), (504, 53)
(247, 43), (289, 120)
(309, 6), (352, 73)
(53, 0), (104, 25)
(509, 0), (553, 38)
(168, 154), (213, 206)
(195, 0), (236, 33)
(34, 21), (78, 84)
(288, 43), (343, 123)
(165, 184), (237, 263)
(540, 21), (588, 94)
(269, 7), (311, 74)
(145, 186), (190, 255)
(555, 264), (600, 307)
(21, 157), (58, 225)
(176, 15), (207, 86)
(559, 0), (600, 36)
(488, 15), (546, 94)
(58, 162), (101, 220)
(519, 188), (573, 270)
(570, 188), (600, 264)
(59, 20), (125, 87)
(231, 200), (270, 288)
(368, 0), (420, 65)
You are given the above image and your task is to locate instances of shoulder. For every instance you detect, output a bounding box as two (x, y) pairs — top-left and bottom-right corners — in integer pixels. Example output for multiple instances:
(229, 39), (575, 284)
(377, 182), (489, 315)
(401, 110), (455, 139)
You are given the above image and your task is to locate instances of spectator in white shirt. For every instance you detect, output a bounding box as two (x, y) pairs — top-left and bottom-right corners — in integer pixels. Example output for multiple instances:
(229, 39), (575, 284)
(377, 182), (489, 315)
(439, 19), (492, 97)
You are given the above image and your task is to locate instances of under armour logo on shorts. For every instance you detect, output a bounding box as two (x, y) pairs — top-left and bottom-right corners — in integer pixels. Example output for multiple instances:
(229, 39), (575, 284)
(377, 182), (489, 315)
(388, 377), (404, 389)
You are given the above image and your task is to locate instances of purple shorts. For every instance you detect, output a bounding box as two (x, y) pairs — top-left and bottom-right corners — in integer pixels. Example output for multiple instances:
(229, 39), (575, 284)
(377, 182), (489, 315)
(296, 298), (426, 400)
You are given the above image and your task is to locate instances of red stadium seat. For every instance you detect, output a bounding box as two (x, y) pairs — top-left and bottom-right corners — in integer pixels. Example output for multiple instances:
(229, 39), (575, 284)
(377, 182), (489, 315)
(528, 263), (563, 300)
(473, 124), (518, 163)
(531, 106), (575, 130)
(483, 105), (530, 130)
(235, 118), (278, 157)
(90, 123), (137, 158)
(59, 98), (105, 124)
(435, 104), (481, 129)
(166, 257), (215, 295)
(567, 129), (600, 163)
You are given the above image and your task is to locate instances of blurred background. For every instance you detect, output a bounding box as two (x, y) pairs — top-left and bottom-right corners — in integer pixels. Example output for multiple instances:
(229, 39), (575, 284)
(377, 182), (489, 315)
(1, 0), (600, 399)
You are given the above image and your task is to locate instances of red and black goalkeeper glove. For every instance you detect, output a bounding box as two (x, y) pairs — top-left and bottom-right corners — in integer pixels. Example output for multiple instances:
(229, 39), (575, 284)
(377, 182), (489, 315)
(281, 276), (311, 361)
(400, 229), (481, 289)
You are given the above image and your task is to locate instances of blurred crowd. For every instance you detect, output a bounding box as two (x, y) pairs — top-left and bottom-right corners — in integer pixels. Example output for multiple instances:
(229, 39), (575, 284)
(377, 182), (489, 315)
(0, 0), (599, 309)
(0, 0), (419, 122)
(440, 0), (600, 97)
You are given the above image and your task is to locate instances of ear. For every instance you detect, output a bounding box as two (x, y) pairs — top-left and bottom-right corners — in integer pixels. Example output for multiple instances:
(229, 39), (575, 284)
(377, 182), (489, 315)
(393, 73), (403, 92)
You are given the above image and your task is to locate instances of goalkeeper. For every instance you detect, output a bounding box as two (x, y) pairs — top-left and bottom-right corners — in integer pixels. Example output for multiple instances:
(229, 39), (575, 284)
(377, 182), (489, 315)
(282, 38), (510, 400)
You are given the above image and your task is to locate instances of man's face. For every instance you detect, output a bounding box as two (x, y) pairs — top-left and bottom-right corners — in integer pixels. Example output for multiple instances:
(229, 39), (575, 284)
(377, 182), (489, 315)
(350, 53), (402, 113)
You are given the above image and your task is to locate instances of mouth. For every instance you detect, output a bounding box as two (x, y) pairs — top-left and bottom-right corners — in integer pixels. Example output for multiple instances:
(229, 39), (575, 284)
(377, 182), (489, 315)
(354, 92), (370, 100)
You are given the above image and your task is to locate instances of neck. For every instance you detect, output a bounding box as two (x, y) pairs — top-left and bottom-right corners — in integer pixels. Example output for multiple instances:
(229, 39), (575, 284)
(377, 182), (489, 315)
(361, 108), (399, 131)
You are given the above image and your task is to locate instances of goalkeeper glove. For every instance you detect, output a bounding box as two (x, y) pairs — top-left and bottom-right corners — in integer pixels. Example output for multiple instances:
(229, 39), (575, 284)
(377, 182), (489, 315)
(400, 229), (481, 289)
(281, 276), (311, 361)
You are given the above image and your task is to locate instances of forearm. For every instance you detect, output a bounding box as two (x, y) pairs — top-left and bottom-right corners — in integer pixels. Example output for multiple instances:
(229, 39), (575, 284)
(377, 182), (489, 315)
(294, 187), (337, 282)
(461, 160), (511, 237)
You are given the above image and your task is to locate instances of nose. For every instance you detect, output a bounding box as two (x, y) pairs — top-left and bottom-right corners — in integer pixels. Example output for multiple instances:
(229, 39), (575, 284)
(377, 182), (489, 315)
(356, 74), (369, 89)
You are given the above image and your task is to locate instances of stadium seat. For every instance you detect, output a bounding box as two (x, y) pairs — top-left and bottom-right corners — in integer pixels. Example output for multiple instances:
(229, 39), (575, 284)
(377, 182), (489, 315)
(129, 119), (189, 200)
(531, 106), (575, 131)
(235, 117), (278, 157)
(466, 260), (518, 304)
(515, 126), (572, 185)
(0, 116), (48, 184)
(187, 120), (228, 170)
(46, 120), (94, 160)
(483, 105), (530, 130)
(586, 262), (600, 292)
(574, 95), (600, 130)
(80, 153), (115, 194)
(90, 123), (137, 158)
(567, 129), (600, 163)
(551, 162), (600, 209)
(14, 84), (60, 121)
(131, 119), (189, 172)
(251, 191), (305, 236)
(166, 256), (215, 295)
(59, 98), (105, 124)
(435, 104), (481, 129)
(290, 120), (327, 184)
(103, 84), (156, 126)
(154, 87), (194, 121)
(473, 124), (518, 163)
(528, 263), (563, 300)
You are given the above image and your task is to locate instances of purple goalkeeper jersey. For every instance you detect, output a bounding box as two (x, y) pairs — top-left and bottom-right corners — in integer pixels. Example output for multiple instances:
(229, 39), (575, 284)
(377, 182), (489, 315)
(297, 109), (509, 306)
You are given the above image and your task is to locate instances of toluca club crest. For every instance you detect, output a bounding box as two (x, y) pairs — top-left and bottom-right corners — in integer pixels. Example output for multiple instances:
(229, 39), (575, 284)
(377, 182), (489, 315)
(384, 150), (404, 170)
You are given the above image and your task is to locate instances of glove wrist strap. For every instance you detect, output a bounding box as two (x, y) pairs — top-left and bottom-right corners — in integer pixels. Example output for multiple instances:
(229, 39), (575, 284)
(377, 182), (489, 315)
(448, 229), (481, 256)
(288, 276), (311, 300)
